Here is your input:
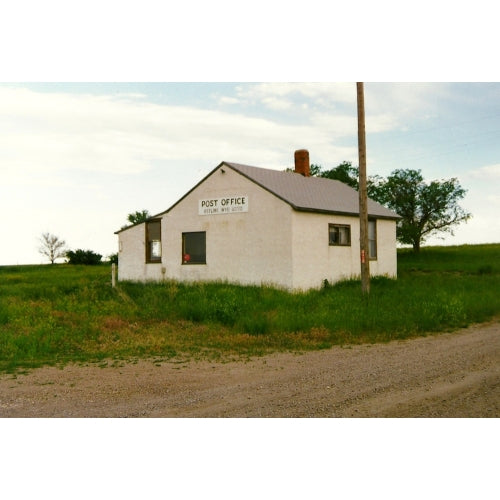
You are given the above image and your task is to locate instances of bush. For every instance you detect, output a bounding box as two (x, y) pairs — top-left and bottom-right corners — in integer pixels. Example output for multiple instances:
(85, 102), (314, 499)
(66, 249), (102, 265)
(108, 253), (118, 265)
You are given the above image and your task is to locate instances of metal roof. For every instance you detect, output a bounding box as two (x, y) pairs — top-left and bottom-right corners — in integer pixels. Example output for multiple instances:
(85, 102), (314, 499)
(115, 160), (400, 233)
(224, 162), (400, 220)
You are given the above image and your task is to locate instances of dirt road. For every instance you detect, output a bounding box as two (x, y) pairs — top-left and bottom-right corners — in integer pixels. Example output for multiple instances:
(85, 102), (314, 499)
(1, 321), (498, 417)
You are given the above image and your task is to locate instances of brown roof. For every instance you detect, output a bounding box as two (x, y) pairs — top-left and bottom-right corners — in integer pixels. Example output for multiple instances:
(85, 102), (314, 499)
(225, 162), (400, 220)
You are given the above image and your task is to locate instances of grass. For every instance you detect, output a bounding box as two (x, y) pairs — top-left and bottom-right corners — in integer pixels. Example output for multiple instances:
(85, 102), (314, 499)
(0, 243), (499, 372)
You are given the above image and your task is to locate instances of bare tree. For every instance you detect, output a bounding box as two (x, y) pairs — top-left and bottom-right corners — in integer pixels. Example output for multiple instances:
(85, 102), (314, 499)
(38, 232), (67, 264)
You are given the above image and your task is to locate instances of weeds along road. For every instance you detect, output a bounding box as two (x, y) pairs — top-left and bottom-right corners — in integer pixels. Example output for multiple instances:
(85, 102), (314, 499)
(0, 320), (499, 417)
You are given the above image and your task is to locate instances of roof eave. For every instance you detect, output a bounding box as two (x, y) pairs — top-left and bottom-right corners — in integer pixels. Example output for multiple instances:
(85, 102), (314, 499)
(114, 215), (162, 234)
(115, 161), (401, 233)
(115, 162), (228, 234)
(293, 206), (401, 220)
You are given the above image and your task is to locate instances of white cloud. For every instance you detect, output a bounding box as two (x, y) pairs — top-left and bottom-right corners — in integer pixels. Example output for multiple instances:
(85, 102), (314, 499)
(465, 164), (500, 181)
(233, 83), (356, 119)
(310, 111), (398, 138)
(2, 83), (496, 264)
(237, 82), (449, 114)
(233, 82), (449, 137)
(218, 96), (240, 105)
(238, 82), (355, 105)
(0, 84), (362, 264)
(260, 96), (293, 111)
(0, 86), (360, 181)
(485, 194), (500, 206)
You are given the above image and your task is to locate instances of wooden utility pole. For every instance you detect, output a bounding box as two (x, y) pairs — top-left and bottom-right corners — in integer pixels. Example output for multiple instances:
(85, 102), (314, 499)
(357, 82), (370, 294)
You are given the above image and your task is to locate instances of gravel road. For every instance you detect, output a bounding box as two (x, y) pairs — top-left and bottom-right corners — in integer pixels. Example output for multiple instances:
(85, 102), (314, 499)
(1, 320), (498, 417)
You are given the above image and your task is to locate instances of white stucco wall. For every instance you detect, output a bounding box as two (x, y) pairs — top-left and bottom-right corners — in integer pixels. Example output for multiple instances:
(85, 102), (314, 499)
(117, 223), (165, 282)
(162, 165), (294, 288)
(117, 165), (398, 290)
(118, 165), (294, 288)
(369, 218), (398, 278)
(291, 212), (397, 290)
(291, 212), (358, 290)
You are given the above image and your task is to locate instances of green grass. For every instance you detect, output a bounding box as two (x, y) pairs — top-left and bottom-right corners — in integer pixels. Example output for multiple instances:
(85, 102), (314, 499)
(1, 243), (499, 372)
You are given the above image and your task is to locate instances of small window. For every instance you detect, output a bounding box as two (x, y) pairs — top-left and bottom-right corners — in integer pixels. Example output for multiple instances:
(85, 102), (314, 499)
(329, 224), (351, 246)
(368, 220), (377, 260)
(182, 232), (206, 265)
(146, 219), (161, 263)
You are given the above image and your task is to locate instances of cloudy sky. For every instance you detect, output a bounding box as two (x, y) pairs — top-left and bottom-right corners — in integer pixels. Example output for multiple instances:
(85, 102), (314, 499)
(1, 2), (498, 266)
(0, 81), (499, 264)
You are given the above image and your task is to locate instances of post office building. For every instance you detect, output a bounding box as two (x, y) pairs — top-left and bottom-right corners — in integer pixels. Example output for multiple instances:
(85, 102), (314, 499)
(115, 150), (400, 290)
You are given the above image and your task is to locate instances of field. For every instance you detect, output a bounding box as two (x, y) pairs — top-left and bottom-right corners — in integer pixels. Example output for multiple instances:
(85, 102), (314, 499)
(0, 244), (499, 373)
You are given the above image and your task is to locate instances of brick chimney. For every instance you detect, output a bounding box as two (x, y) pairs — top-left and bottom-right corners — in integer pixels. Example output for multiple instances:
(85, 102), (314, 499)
(294, 149), (310, 177)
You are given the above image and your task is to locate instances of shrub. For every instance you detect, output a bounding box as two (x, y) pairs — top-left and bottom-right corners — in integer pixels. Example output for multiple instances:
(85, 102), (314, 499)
(108, 253), (119, 265)
(66, 249), (102, 265)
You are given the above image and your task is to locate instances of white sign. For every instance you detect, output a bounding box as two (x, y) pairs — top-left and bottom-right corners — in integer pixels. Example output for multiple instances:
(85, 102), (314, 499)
(199, 195), (249, 215)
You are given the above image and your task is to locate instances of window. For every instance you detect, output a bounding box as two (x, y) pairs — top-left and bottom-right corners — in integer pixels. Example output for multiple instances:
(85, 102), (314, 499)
(182, 231), (206, 264)
(146, 219), (161, 263)
(329, 224), (351, 246)
(368, 220), (377, 260)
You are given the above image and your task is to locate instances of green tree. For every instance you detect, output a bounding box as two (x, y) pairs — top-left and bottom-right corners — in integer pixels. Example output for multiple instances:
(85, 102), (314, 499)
(38, 232), (67, 264)
(315, 161), (359, 188)
(108, 253), (118, 265)
(312, 163), (471, 253)
(313, 161), (383, 198)
(373, 169), (471, 252)
(309, 164), (323, 177)
(66, 249), (102, 265)
(127, 210), (151, 225)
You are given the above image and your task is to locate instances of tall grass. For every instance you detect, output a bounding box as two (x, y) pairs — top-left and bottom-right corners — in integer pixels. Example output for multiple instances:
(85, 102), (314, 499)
(0, 244), (499, 372)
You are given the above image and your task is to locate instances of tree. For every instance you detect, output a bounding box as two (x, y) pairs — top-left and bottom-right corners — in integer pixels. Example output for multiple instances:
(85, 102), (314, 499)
(38, 232), (67, 264)
(314, 161), (384, 197)
(312, 163), (471, 252)
(127, 210), (150, 225)
(309, 164), (323, 177)
(315, 161), (359, 189)
(373, 169), (471, 252)
(108, 253), (118, 265)
(66, 249), (102, 265)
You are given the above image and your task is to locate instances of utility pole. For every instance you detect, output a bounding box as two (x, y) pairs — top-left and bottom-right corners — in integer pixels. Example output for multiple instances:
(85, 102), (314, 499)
(357, 82), (370, 294)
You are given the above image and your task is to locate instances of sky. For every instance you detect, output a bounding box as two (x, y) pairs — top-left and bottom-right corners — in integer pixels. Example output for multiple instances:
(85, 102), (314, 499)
(1, 1), (499, 267)
(1, 81), (498, 265)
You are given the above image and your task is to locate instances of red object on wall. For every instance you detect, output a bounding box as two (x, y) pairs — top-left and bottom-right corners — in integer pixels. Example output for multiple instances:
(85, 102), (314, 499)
(183, 254), (191, 263)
